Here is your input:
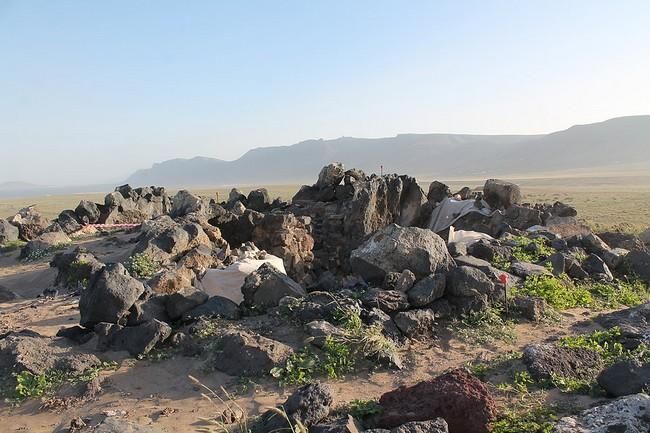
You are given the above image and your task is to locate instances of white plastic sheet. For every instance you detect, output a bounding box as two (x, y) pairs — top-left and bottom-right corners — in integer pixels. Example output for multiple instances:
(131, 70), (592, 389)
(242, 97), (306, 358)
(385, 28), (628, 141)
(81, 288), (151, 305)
(197, 255), (286, 304)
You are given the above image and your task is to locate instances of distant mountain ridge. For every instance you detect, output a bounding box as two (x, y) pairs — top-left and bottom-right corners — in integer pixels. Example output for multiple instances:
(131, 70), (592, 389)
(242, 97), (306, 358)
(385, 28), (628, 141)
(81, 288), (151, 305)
(127, 116), (650, 186)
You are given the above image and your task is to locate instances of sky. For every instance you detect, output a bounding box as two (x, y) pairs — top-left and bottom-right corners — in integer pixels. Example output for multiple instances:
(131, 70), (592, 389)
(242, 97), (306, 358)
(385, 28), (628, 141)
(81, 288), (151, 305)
(1, 1), (649, 186)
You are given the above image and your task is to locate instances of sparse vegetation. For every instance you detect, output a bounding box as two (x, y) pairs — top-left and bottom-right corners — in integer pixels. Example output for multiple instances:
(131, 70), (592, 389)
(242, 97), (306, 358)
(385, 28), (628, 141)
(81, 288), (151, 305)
(509, 236), (555, 264)
(467, 351), (522, 379)
(272, 307), (397, 386)
(189, 375), (307, 433)
(345, 398), (383, 419)
(2, 362), (117, 402)
(514, 275), (592, 310)
(454, 308), (516, 345)
(64, 259), (92, 287)
(0, 240), (26, 252)
(582, 279), (650, 308)
(125, 252), (160, 278)
(492, 403), (558, 433)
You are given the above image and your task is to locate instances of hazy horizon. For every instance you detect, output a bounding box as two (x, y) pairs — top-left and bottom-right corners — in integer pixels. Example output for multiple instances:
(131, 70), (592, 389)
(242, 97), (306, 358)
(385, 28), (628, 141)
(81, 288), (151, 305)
(2, 1), (650, 185)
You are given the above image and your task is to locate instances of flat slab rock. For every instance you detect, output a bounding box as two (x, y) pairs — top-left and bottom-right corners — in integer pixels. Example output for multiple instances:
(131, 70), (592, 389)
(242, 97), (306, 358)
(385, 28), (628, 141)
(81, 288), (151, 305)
(523, 343), (603, 381)
(211, 331), (293, 376)
(553, 393), (650, 433)
(0, 332), (101, 376)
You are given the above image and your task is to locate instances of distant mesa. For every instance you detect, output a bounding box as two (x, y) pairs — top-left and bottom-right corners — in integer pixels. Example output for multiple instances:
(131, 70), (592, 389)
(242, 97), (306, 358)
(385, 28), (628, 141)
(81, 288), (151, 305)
(126, 115), (650, 187)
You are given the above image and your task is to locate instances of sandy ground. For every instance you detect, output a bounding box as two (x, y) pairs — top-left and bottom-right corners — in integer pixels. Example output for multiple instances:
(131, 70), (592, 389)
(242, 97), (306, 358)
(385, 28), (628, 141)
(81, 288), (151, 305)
(0, 232), (612, 432)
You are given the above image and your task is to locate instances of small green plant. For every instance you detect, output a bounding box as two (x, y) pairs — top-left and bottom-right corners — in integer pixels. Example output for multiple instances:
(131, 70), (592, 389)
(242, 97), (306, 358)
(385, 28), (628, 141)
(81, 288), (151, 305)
(14, 371), (50, 399)
(491, 254), (512, 271)
(346, 398), (383, 419)
(194, 318), (222, 339)
(65, 259), (92, 287)
(270, 348), (319, 386)
(510, 236), (555, 264)
(549, 373), (598, 395)
(454, 308), (516, 345)
(467, 351), (522, 379)
(125, 252), (160, 278)
(583, 279), (650, 308)
(21, 248), (49, 262)
(0, 240), (26, 252)
(321, 337), (355, 379)
(558, 327), (625, 362)
(515, 275), (592, 310)
(492, 404), (557, 433)
(6, 361), (117, 402)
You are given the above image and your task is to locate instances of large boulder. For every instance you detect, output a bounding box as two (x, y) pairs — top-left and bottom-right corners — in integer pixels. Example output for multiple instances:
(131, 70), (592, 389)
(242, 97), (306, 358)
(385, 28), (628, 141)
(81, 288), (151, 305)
(55, 209), (82, 234)
(427, 181), (451, 203)
(553, 393), (650, 433)
(376, 368), (497, 433)
(165, 287), (209, 320)
(8, 205), (50, 240)
(96, 319), (171, 356)
(19, 231), (71, 259)
(100, 185), (171, 224)
(247, 188), (271, 211)
(132, 217), (212, 266)
(170, 190), (220, 219)
(261, 382), (333, 431)
(182, 295), (241, 321)
(627, 249), (650, 284)
(50, 247), (104, 288)
(79, 263), (145, 327)
(213, 209), (264, 248)
(316, 163), (345, 189)
(522, 343), (602, 381)
(393, 309), (436, 338)
(597, 360), (650, 397)
(504, 205), (542, 230)
(445, 266), (494, 313)
(483, 179), (521, 209)
(210, 331), (293, 376)
(350, 224), (454, 282)
(0, 332), (100, 376)
(0, 219), (19, 244)
(74, 200), (101, 224)
(146, 267), (195, 294)
(406, 274), (447, 307)
(290, 173), (426, 275)
(241, 262), (306, 311)
(251, 213), (315, 283)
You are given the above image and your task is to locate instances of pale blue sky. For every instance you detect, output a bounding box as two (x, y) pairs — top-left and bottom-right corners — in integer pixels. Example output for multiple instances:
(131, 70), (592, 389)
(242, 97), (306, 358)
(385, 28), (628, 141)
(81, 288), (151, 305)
(1, 0), (649, 185)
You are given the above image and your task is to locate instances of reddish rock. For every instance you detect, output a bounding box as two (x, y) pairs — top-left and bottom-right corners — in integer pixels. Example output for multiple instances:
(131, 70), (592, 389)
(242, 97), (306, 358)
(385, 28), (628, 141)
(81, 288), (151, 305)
(376, 368), (496, 433)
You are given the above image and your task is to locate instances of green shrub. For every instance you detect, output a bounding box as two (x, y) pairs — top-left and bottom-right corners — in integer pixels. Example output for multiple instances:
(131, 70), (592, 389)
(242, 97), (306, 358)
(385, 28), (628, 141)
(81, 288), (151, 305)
(492, 405), (557, 433)
(515, 275), (592, 309)
(510, 236), (555, 263)
(321, 337), (355, 379)
(270, 348), (319, 386)
(65, 259), (92, 287)
(583, 279), (650, 308)
(346, 399), (383, 419)
(125, 253), (160, 278)
(558, 327), (625, 362)
(272, 308), (398, 386)
(6, 362), (117, 402)
(0, 240), (26, 252)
